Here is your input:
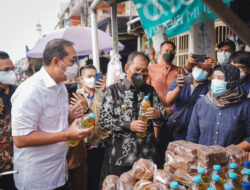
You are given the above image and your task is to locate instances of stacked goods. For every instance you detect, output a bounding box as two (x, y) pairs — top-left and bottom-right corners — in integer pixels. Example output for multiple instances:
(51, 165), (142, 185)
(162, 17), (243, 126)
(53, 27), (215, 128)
(164, 141), (248, 185)
(102, 158), (186, 190)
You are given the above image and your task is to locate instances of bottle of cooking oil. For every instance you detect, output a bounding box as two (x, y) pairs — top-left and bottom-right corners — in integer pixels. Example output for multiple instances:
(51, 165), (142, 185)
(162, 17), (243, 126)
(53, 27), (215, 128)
(208, 174), (224, 190)
(189, 176), (205, 190)
(67, 113), (95, 147)
(242, 182), (250, 190)
(224, 183), (234, 190)
(241, 161), (250, 175)
(197, 168), (209, 188)
(170, 181), (180, 190)
(210, 165), (227, 184)
(242, 169), (250, 183)
(227, 163), (242, 180)
(136, 96), (151, 138)
(226, 172), (241, 190)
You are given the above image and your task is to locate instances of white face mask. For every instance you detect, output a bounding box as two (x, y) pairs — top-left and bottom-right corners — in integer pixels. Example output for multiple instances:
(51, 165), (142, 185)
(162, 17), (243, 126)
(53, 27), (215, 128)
(60, 61), (78, 81)
(83, 77), (95, 89)
(217, 52), (231, 64)
(0, 70), (17, 85)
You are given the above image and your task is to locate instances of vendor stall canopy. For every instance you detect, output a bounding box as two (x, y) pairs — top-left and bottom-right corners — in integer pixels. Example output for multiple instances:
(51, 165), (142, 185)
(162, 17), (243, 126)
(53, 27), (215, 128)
(133, 0), (235, 42)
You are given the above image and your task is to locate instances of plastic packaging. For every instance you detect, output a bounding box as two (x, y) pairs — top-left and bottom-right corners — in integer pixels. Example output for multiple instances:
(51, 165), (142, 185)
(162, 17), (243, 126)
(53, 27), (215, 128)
(208, 174), (224, 190)
(116, 171), (136, 190)
(153, 169), (175, 188)
(225, 172), (241, 190)
(131, 158), (157, 180)
(189, 176), (206, 190)
(102, 175), (119, 190)
(174, 169), (194, 185)
(144, 182), (168, 190)
(133, 179), (152, 190)
(136, 96), (151, 138)
(226, 144), (248, 165)
(67, 112), (95, 147)
(165, 150), (196, 173)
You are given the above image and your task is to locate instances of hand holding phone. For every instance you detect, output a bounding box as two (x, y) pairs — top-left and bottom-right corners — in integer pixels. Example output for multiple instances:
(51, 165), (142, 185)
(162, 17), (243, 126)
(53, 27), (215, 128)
(183, 75), (193, 85)
(192, 54), (206, 63)
(95, 72), (103, 86)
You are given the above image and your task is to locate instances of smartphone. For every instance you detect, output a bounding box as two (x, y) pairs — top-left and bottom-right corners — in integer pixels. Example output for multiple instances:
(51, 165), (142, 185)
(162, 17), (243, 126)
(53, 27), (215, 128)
(192, 54), (206, 63)
(95, 72), (103, 86)
(183, 75), (193, 85)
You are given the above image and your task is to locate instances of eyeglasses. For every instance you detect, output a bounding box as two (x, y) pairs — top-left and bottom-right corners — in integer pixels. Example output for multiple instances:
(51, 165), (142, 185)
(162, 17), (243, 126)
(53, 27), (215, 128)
(0, 67), (15, 72)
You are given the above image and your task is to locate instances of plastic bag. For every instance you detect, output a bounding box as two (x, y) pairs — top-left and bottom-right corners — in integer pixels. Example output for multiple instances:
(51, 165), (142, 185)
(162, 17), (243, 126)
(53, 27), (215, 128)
(102, 175), (119, 190)
(131, 158), (157, 180)
(144, 182), (168, 190)
(133, 179), (152, 190)
(226, 144), (248, 165)
(153, 169), (175, 188)
(116, 171), (136, 190)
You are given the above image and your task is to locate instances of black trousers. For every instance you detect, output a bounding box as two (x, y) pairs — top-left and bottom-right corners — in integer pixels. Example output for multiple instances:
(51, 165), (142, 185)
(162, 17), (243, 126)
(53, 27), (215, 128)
(0, 174), (17, 190)
(87, 147), (105, 190)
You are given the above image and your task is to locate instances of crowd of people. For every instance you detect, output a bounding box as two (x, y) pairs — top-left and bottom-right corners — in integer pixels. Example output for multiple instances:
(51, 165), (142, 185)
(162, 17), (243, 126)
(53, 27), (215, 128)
(0, 38), (249, 190)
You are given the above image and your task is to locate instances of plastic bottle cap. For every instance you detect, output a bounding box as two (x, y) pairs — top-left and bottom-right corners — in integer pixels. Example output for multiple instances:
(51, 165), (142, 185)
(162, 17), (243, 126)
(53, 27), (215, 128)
(193, 176), (202, 183)
(242, 182), (250, 189)
(213, 165), (221, 171)
(198, 168), (205, 174)
(144, 96), (149, 100)
(89, 113), (95, 118)
(229, 172), (237, 179)
(224, 183), (234, 190)
(243, 161), (250, 167)
(170, 181), (178, 189)
(207, 188), (216, 190)
(229, 163), (238, 169)
(244, 168), (250, 175)
(212, 174), (220, 182)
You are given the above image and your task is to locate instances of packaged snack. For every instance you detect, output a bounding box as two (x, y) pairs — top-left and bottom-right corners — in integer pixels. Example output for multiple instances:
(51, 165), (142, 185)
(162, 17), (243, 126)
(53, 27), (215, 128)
(133, 179), (152, 190)
(144, 182), (168, 190)
(165, 151), (196, 173)
(102, 175), (119, 190)
(174, 169), (195, 185)
(164, 162), (177, 174)
(131, 158), (157, 180)
(226, 144), (248, 165)
(153, 169), (175, 187)
(116, 171), (136, 190)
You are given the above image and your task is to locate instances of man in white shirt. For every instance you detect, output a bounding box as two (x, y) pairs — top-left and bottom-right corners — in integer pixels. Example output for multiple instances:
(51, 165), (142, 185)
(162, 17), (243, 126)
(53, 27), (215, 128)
(11, 39), (93, 190)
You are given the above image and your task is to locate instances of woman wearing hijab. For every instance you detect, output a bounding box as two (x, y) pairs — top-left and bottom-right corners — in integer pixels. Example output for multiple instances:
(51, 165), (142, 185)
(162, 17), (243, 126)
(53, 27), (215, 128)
(187, 64), (250, 151)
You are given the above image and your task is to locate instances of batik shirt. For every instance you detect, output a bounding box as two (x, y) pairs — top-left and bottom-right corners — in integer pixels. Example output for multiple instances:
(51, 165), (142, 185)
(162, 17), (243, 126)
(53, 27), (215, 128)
(0, 85), (16, 172)
(99, 78), (167, 168)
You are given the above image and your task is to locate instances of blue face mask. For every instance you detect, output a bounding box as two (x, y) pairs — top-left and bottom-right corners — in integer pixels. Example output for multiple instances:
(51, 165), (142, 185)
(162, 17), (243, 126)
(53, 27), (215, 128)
(192, 67), (208, 82)
(211, 79), (227, 97)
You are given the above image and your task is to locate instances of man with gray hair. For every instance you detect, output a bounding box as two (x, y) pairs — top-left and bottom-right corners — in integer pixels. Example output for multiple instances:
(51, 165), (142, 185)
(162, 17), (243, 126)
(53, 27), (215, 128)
(11, 39), (93, 190)
(99, 52), (167, 176)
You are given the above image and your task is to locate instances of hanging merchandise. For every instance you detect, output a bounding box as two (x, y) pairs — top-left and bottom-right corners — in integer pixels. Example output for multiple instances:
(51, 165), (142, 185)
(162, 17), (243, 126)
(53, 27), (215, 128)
(106, 50), (123, 87)
(189, 12), (216, 59)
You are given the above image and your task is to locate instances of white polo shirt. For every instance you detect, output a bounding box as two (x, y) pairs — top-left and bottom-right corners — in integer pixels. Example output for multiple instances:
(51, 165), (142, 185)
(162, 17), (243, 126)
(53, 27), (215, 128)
(11, 67), (69, 190)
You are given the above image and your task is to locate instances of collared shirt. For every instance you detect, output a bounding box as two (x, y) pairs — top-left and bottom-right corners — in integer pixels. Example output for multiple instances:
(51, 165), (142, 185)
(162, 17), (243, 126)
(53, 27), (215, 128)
(11, 67), (69, 190)
(0, 85), (16, 173)
(99, 78), (167, 170)
(168, 80), (209, 140)
(147, 64), (186, 111)
(187, 96), (250, 146)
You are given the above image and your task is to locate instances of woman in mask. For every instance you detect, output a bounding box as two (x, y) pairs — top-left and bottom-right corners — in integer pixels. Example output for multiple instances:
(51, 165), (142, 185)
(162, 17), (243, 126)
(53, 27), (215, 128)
(166, 63), (212, 140)
(230, 51), (250, 98)
(187, 64), (250, 150)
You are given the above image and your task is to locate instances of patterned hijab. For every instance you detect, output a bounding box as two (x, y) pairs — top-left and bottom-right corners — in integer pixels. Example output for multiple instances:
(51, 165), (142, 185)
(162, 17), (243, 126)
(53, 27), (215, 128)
(206, 64), (246, 109)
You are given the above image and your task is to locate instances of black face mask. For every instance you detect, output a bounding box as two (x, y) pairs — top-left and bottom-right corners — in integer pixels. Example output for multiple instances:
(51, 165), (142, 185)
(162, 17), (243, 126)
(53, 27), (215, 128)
(131, 73), (147, 88)
(163, 52), (175, 62)
(65, 83), (77, 94)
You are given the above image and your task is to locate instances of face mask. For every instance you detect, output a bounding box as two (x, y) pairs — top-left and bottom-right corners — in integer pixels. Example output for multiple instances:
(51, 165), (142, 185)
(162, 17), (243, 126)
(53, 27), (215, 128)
(131, 73), (147, 88)
(239, 70), (246, 81)
(60, 61), (78, 81)
(163, 52), (175, 63)
(217, 52), (231, 64)
(211, 79), (227, 97)
(84, 77), (95, 89)
(192, 67), (208, 82)
(0, 70), (17, 85)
